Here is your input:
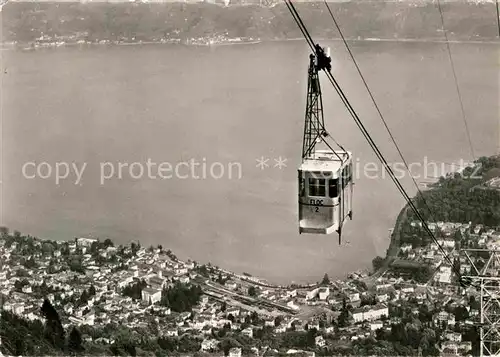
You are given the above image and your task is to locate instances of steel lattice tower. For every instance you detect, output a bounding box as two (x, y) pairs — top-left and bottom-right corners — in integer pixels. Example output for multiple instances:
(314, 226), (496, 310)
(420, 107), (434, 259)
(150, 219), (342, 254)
(461, 248), (500, 356)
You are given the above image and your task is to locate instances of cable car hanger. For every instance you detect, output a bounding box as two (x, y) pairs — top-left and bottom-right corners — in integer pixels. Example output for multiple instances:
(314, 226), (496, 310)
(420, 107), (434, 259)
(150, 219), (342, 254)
(301, 45), (346, 164)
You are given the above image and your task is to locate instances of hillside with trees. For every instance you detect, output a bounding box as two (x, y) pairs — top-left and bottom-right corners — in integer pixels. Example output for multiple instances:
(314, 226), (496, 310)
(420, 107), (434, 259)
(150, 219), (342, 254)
(160, 282), (203, 312)
(2, 1), (498, 45)
(372, 155), (500, 275)
(0, 300), (84, 356)
(411, 155), (500, 226)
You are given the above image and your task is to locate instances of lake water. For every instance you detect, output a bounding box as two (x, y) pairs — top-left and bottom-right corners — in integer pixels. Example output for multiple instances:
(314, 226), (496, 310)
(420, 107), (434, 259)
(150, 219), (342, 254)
(1, 40), (498, 284)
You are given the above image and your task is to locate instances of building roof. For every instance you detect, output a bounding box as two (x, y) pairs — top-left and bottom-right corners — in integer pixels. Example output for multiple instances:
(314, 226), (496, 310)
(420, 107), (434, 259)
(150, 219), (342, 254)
(142, 288), (161, 295)
(149, 276), (165, 285)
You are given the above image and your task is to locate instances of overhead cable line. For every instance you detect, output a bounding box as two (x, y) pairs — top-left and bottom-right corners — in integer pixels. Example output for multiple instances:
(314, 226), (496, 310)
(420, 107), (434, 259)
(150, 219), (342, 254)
(496, 0), (500, 38)
(435, 0), (476, 161)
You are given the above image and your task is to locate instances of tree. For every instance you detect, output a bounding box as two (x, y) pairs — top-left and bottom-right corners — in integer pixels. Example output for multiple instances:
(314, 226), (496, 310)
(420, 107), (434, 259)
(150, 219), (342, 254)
(88, 285), (96, 296)
(61, 243), (70, 256)
(69, 258), (84, 274)
(0, 226), (9, 237)
(248, 286), (258, 297)
(275, 316), (283, 327)
(372, 256), (385, 271)
(196, 264), (209, 277)
(14, 279), (29, 292)
(360, 294), (376, 307)
(251, 311), (259, 324)
(217, 273), (226, 285)
(23, 256), (37, 269)
(122, 280), (147, 300)
(68, 326), (83, 352)
(454, 305), (469, 321)
(160, 283), (202, 312)
(42, 242), (54, 255)
(220, 338), (240, 356)
(306, 328), (318, 347)
(337, 297), (349, 327)
(321, 273), (330, 285)
(90, 241), (100, 254)
(40, 299), (65, 349)
(47, 260), (58, 274)
(79, 290), (89, 306)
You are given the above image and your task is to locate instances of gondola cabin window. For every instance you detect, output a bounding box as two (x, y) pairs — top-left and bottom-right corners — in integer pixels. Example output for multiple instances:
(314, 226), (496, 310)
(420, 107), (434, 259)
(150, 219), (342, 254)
(308, 177), (326, 197)
(299, 176), (305, 197)
(329, 179), (339, 197)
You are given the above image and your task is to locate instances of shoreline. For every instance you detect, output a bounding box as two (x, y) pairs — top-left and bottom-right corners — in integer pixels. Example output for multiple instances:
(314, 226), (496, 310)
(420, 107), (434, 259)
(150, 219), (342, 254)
(1, 36), (498, 51)
(371, 202), (410, 279)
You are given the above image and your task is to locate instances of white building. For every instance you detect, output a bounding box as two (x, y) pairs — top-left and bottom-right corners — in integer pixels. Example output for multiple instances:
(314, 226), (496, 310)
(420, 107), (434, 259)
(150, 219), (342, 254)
(376, 283), (392, 291)
(445, 332), (462, 343)
(370, 321), (383, 331)
(352, 304), (388, 323)
(435, 265), (452, 284)
(241, 327), (253, 338)
(76, 237), (98, 247)
(306, 288), (320, 300)
(318, 287), (330, 300)
(225, 281), (237, 290)
(83, 311), (95, 326)
(142, 288), (162, 305)
(377, 293), (389, 303)
(229, 347), (242, 357)
(163, 329), (178, 337)
(400, 244), (412, 253)
(442, 341), (458, 355)
(437, 238), (455, 249)
(287, 300), (300, 310)
(200, 338), (219, 352)
(348, 292), (360, 303)
(315, 335), (326, 347)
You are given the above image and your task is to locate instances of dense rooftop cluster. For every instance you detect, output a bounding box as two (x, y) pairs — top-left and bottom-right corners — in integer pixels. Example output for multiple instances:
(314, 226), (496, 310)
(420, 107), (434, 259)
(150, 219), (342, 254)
(0, 218), (491, 356)
(1, 160), (498, 356)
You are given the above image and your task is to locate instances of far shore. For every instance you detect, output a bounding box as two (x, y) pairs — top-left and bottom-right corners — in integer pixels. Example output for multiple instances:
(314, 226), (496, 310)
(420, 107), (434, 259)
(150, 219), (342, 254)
(1, 36), (498, 51)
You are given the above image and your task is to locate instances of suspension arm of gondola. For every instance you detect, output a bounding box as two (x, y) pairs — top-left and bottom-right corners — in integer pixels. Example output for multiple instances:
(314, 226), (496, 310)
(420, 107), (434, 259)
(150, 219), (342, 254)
(302, 51), (345, 163)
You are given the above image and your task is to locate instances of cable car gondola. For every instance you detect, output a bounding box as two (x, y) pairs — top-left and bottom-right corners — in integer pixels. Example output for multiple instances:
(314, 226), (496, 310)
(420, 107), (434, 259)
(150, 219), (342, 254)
(297, 47), (353, 244)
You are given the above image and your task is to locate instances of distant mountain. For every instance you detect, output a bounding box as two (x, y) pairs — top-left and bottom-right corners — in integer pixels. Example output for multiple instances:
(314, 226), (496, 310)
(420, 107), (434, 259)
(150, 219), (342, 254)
(2, 0), (499, 44)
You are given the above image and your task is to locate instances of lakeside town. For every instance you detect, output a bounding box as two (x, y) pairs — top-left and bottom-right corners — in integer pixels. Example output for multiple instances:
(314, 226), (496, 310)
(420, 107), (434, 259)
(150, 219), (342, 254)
(1, 34), (262, 50)
(1, 215), (498, 356)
